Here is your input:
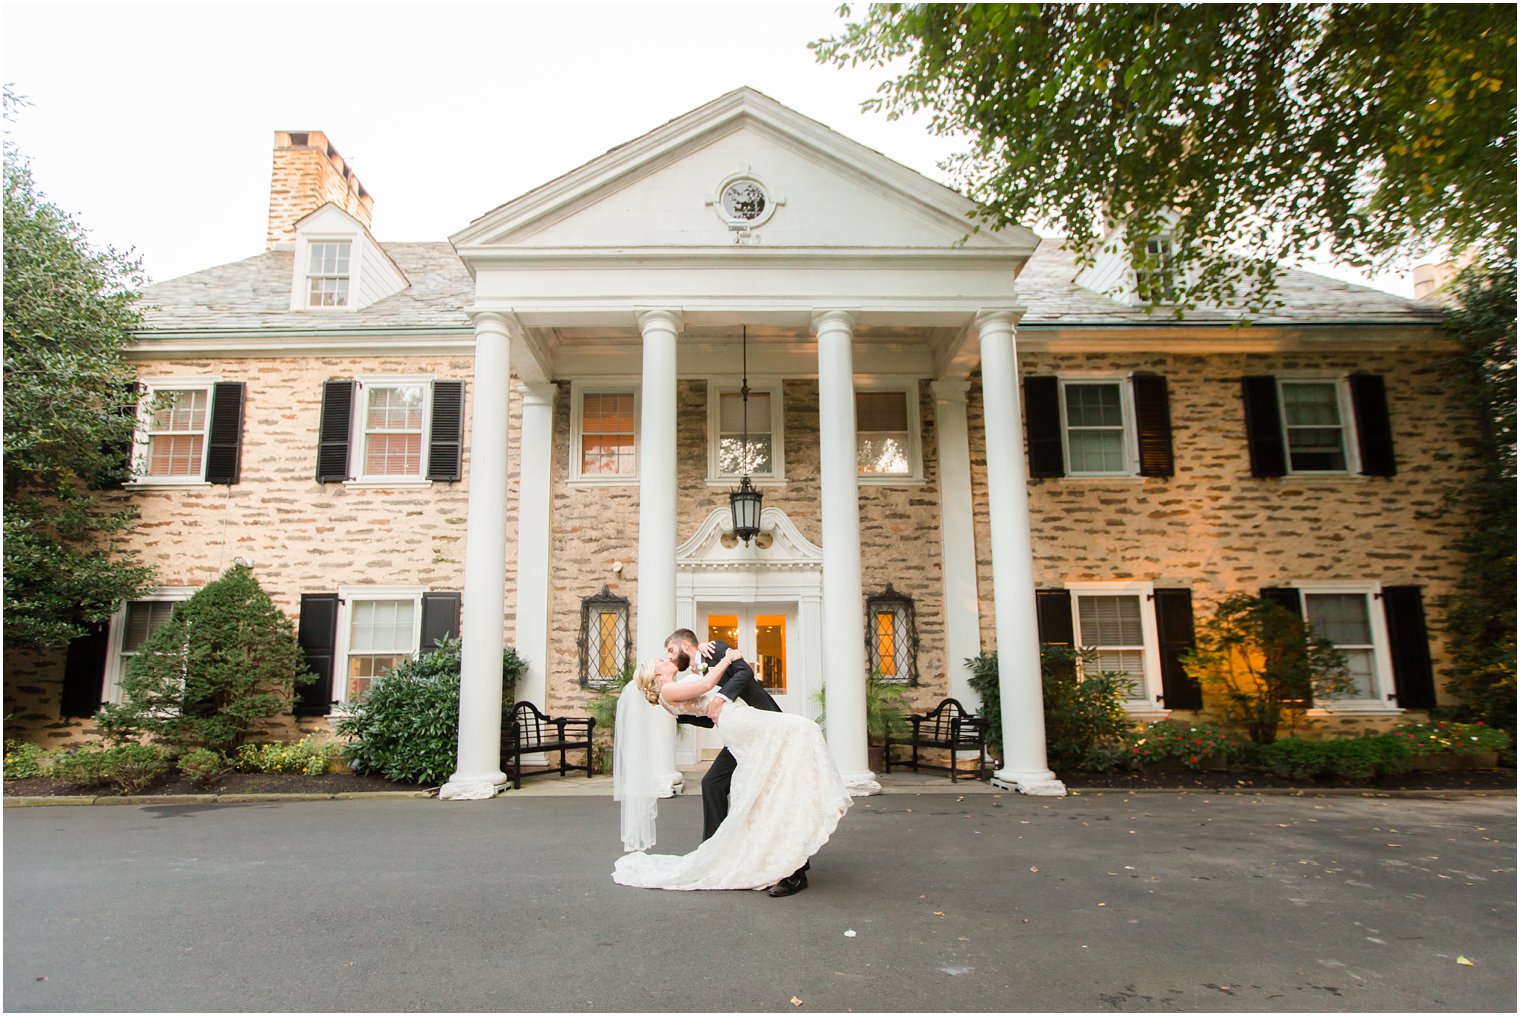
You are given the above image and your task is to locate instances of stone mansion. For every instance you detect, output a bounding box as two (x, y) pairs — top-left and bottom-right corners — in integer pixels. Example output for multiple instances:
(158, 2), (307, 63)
(4, 88), (1469, 798)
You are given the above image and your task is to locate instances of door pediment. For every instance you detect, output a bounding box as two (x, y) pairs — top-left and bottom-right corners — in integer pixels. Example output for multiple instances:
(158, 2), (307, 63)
(677, 507), (821, 572)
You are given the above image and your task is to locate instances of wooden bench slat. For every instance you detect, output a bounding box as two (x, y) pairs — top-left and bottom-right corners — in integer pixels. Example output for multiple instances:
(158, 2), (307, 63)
(500, 701), (596, 790)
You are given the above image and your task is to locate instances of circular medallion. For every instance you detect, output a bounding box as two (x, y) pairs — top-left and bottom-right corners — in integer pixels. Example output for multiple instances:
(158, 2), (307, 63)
(720, 179), (767, 222)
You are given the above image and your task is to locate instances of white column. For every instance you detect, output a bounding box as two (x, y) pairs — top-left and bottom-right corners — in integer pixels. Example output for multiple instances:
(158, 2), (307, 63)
(440, 312), (513, 800)
(814, 309), (879, 796)
(511, 382), (556, 764)
(931, 378), (981, 707)
(636, 308), (682, 795)
(977, 310), (1065, 796)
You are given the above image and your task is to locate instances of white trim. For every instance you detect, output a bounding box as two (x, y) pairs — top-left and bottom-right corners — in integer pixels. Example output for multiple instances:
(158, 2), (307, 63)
(569, 381), (641, 486)
(102, 587), (199, 704)
(705, 378), (786, 484)
(1276, 375), (1361, 476)
(854, 379), (924, 485)
(331, 585), (426, 713)
(1065, 580), (1165, 712)
(299, 237), (354, 310)
(350, 375), (434, 484)
(129, 377), (220, 485)
(1293, 580), (1401, 711)
(1057, 373), (1139, 477)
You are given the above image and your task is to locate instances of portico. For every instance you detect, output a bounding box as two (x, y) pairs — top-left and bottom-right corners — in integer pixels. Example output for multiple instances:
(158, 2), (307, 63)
(438, 87), (1065, 800)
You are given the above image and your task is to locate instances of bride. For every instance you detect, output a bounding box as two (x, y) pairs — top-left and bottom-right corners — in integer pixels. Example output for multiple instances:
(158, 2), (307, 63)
(612, 652), (853, 891)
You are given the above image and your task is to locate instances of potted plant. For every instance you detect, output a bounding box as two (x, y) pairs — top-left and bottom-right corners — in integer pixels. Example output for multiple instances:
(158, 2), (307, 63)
(813, 672), (910, 771)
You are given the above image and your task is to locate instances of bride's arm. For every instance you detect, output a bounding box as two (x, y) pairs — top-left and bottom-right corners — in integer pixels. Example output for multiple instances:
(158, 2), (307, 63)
(659, 649), (740, 702)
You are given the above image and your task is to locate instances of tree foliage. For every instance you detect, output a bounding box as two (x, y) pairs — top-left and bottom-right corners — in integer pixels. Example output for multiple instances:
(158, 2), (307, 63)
(1181, 595), (1351, 744)
(1435, 258), (1516, 730)
(94, 565), (314, 753)
(815, 4), (1516, 310)
(3, 88), (153, 648)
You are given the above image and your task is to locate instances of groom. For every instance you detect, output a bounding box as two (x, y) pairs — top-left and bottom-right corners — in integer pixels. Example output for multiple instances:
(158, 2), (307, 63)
(664, 628), (811, 898)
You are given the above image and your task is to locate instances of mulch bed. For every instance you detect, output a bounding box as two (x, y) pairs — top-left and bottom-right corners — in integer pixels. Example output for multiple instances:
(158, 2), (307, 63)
(1063, 766), (1515, 792)
(3, 772), (429, 798)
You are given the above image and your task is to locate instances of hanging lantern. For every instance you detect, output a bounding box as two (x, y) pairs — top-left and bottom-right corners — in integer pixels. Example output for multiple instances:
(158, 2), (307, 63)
(728, 326), (764, 545)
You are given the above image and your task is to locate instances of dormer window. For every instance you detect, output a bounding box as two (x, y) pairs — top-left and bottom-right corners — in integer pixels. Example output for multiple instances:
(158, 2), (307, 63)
(1135, 236), (1177, 303)
(307, 241), (352, 307)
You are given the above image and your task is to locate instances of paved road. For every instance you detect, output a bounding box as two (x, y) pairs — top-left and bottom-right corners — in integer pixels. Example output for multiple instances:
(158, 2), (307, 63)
(4, 792), (1514, 1012)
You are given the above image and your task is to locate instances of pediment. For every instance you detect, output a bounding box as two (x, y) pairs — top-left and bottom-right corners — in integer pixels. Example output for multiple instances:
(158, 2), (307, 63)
(677, 507), (822, 571)
(452, 88), (1037, 255)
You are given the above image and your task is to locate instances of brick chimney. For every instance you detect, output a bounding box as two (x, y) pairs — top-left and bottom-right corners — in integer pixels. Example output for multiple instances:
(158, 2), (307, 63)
(265, 131), (374, 249)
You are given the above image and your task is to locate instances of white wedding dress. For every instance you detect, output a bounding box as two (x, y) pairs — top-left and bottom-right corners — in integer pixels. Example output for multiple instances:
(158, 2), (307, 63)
(612, 685), (853, 891)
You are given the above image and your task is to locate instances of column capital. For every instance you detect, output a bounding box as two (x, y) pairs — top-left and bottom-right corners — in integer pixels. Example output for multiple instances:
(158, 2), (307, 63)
(811, 309), (859, 334)
(467, 310), (515, 339)
(974, 307), (1025, 332)
(636, 308), (684, 335)
(513, 381), (558, 407)
(930, 378), (972, 403)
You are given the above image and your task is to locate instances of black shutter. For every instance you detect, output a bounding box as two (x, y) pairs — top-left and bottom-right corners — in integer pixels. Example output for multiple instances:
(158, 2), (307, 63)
(1382, 586), (1436, 708)
(295, 594), (340, 716)
(204, 382), (246, 485)
(1035, 589), (1074, 646)
(1349, 374), (1397, 476)
(426, 381), (465, 482)
(60, 622), (111, 718)
(91, 382), (142, 490)
(1153, 588), (1202, 709)
(1132, 373), (1175, 477)
(1242, 376), (1286, 478)
(1023, 376), (1065, 478)
(1259, 587), (1303, 617)
(316, 381), (354, 483)
(419, 591), (462, 654)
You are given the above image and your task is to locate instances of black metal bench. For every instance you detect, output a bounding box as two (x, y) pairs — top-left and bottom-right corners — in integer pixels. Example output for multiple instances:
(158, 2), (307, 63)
(884, 697), (988, 782)
(501, 701), (595, 790)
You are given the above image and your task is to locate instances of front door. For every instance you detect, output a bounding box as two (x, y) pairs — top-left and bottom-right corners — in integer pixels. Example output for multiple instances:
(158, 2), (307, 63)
(692, 602), (799, 759)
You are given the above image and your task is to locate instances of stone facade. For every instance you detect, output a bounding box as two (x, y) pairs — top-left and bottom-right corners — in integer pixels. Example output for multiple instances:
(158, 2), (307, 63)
(266, 131), (374, 248)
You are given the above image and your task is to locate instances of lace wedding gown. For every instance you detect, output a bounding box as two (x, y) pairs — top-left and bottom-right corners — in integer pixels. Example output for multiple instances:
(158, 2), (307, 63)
(612, 686), (853, 891)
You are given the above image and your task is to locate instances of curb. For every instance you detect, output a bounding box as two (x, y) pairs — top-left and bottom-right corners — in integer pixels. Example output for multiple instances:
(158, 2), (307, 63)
(4, 791), (433, 807)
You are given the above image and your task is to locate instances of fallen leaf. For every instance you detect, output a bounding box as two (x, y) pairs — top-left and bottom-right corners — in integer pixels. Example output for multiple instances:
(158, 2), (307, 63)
(1097, 902), (1106, 907)
(791, 997), (804, 1007)
(1030, 866), (1039, 872)
(1457, 956), (1475, 967)
(844, 930), (856, 938)
(932, 911), (945, 917)
(1387, 844), (1402, 848)
(957, 936), (970, 942)
(1021, 918), (1030, 924)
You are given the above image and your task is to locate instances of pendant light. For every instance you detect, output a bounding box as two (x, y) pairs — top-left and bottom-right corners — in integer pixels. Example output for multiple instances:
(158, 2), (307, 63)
(728, 326), (763, 545)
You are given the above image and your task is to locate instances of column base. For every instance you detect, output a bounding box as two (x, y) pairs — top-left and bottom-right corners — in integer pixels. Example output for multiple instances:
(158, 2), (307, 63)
(438, 772), (508, 801)
(843, 770), (882, 796)
(991, 768), (1068, 797)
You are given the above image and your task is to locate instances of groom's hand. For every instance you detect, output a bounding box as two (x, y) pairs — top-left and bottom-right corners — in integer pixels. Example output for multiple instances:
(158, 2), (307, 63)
(701, 641), (718, 658)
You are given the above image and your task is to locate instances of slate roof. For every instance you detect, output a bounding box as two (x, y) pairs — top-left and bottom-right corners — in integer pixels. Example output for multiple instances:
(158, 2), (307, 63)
(138, 237), (1441, 333)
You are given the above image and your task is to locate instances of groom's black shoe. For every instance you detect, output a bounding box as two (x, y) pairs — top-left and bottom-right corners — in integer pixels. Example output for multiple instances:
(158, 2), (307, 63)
(767, 873), (808, 898)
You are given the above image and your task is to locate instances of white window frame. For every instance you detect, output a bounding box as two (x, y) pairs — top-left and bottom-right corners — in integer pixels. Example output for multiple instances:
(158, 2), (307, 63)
(291, 234), (358, 312)
(1295, 580), (1400, 714)
(128, 377), (220, 488)
(102, 587), (198, 705)
(1134, 235), (1179, 304)
(855, 379), (924, 485)
(705, 379), (786, 486)
(1277, 375), (1361, 477)
(1066, 581), (1165, 714)
(1058, 374), (1139, 478)
(333, 585), (425, 713)
(346, 375), (434, 488)
(569, 381), (641, 487)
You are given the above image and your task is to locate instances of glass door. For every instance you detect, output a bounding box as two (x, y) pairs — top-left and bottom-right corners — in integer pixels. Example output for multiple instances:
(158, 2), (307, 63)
(702, 604), (796, 715)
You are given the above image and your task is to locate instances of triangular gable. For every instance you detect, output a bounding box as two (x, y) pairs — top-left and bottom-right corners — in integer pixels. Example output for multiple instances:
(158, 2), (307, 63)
(450, 87), (1038, 254)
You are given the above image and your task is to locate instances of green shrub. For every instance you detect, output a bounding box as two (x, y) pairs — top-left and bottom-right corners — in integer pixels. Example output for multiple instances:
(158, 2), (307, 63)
(967, 647), (1135, 767)
(51, 743), (168, 794)
(1320, 738), (1382, 782)
(336, 636), (525, 785)
(1135, 720), (1235, 769)
(177, 747), (231, 787)
(1392, 720), (1512, 756)
(232, 736), (341, 775)
(1256, 738), (1328, 780)
(3, 739), (50, 780)
(93, 564), (314, 753)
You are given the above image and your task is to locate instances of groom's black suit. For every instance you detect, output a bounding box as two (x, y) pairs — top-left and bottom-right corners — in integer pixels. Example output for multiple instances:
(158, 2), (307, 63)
(674, 640), (780, 840)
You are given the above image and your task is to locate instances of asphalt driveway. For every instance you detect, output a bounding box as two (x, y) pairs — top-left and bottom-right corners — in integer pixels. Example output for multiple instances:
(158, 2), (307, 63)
(4, 791), (1514, 1012)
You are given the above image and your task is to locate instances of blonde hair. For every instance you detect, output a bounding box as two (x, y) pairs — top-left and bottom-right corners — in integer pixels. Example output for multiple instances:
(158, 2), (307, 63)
(633, 658), (665, 705)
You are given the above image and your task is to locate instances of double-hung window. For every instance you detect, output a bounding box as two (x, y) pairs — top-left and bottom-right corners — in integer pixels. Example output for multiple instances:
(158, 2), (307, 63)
(1069, 583), (1162, 708)
(307, 241), (351, 308)
(102, 589), (197, 704)
(337, 587), (423, 708)
(1300, 585), (1394, 707)
(856, 384), (921, 483)
(708, 381), (784, 483)
(1060, 379), (1136, 476)
(353, 379), (430, 483)
(571, 385), (638, 483)
(1135, 236), (1178, 303)
(1278, 379), (1356, 474)
(136, 381), (215, 483)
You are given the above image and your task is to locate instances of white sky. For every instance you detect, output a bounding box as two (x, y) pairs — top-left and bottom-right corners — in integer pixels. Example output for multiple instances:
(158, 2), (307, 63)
(3, 0), (1415, 295)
